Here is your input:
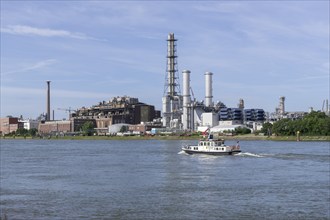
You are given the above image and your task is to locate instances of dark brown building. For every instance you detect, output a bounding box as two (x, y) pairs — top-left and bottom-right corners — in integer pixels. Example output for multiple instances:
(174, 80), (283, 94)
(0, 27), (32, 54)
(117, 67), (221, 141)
(71, 96), (160, 130)
(38, 120), (71, 134)
(0, 117), (22, 135)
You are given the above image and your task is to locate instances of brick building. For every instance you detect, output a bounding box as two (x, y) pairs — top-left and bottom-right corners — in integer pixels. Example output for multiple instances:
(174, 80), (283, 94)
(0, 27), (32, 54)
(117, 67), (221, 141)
(71, 96), (160, 131)
(38, 120), (71, 134)
(0, 117), (22, 135)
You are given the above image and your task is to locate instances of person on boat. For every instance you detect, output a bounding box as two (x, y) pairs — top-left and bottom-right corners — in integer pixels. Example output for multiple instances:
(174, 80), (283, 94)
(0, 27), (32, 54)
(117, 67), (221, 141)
(236, 141), (240, 150)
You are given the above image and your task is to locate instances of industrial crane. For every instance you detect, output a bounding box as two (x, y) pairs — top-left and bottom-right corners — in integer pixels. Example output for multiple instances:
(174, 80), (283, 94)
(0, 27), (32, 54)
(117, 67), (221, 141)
(57, 107), (76, 118)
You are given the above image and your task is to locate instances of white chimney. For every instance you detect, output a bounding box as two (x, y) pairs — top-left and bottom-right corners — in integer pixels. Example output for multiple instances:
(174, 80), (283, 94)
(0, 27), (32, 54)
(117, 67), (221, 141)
(205, 72), (213, 107)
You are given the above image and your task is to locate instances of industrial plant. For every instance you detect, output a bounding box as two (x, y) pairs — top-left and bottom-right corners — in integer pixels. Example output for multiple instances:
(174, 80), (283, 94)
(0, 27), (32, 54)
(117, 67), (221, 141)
(161, 33), (267, 133)
(1, 33), (329, 137)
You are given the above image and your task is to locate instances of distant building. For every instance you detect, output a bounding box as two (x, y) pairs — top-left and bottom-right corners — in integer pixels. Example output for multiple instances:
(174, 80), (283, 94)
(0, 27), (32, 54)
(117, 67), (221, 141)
(19, 119), (39, 130)
(128, 123), (162, 135)
(38, 120), (71, 135)
(244, 109), (265, 122)
(0, 117), (22, 135)
(71, 96), (160, 130)
(219, 108), (243, 121)
(210, 121), (246, 133)
(202, 112), (219, 127)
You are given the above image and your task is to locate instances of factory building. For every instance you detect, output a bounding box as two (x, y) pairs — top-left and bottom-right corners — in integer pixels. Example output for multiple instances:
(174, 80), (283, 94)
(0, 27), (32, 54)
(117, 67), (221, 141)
(244, 109), (265, 122)
(38, 120), (71, 135)
(219, 108), (243, 121)
(270, 96), (308, 121)
(161, 33), (225, 131)
(0, 117), (23, 135)
(19, 119), (39, 130)
(161, 33), (267, 132)
(71, 96), (160, 131)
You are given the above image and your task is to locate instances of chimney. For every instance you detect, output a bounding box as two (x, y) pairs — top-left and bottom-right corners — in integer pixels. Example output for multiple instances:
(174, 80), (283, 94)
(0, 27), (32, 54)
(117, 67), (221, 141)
(46, 81), (51, 121)
(182, 70), (191, 130)
(205, 72), (213, 107)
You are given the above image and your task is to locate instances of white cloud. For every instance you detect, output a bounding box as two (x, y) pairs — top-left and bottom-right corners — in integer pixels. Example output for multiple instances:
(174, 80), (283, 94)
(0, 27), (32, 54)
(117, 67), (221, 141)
(2, 59), (57, 75)
(1, 86), (111, 99)
(1, 25), (106, 41)
(193, 2), (246, 13)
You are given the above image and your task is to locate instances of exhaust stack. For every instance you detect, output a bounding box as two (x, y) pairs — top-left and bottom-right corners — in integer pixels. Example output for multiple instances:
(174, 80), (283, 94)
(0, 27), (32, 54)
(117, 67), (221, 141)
(46, 81), (51, 121)
(182, 70), (192, 130)
(205, 72), (213, 107)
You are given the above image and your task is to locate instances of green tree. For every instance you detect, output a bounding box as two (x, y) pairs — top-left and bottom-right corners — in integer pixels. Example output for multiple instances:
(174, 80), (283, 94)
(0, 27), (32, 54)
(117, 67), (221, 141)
(272, 112), (330, 136)
(234, 127), (251, 135)
(16, 128), (29, 136)
(260, 122), (273, 136)
(28, 128), (38, 137)
(120, 126), (128, 132)
(81, 121), (95, 136)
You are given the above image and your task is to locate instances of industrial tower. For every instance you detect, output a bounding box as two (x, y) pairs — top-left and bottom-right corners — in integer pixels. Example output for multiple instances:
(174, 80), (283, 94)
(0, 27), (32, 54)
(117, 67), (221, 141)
(46, 81), (51, 121)
(162, 33), (182, 128)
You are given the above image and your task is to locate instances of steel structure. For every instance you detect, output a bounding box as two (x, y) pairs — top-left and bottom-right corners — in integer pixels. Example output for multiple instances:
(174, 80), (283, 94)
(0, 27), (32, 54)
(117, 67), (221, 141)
(162, 33), (182, 128)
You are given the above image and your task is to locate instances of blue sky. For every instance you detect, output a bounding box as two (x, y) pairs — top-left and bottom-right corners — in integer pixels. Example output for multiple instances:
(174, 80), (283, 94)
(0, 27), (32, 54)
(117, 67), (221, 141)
(1, 1), (329, 120)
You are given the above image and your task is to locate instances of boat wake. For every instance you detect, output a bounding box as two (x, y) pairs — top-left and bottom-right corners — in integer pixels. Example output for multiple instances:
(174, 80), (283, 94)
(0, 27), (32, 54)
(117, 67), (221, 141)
(177, 150), (187, 155)
(235, 152), (264, 158)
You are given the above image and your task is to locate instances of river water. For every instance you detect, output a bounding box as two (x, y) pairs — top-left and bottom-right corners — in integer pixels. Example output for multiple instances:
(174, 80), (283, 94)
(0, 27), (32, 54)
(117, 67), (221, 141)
(0, 139), (329, 220)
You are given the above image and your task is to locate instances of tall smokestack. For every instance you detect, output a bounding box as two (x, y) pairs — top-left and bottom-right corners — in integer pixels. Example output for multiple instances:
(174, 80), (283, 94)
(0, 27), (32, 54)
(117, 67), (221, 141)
(182, 70), (191, 130)
(205, 72), (213, 107)
(279, 96), (285, 116)
(46, 81), (51, 121)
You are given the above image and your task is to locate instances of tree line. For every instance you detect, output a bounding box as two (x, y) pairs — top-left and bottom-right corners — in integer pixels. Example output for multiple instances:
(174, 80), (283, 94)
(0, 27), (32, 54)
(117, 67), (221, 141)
(261, 111), (330, 136)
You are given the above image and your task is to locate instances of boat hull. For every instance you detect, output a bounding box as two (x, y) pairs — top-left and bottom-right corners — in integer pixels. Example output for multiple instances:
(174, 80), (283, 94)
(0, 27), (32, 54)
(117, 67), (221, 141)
(182, 148), (241, 156)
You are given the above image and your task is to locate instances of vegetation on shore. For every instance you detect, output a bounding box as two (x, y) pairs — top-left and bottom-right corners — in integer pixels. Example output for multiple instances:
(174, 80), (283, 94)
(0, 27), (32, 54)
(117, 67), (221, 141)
(1, 133), (329, 141)
(261, 111), (330, 136)
(1, 112), (329, 142)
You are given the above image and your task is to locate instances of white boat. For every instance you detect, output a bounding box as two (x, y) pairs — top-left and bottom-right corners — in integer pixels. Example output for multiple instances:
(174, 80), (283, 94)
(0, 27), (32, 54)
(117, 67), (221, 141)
(182, 134), (241, 155)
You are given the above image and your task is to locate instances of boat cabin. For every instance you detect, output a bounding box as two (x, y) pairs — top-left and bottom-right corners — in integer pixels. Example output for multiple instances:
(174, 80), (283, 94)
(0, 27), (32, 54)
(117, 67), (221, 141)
(198, 139), (225, 147)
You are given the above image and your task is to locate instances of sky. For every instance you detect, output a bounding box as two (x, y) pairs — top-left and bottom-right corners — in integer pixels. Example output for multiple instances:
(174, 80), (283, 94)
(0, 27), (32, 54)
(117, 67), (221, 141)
(1, 1), (329, 120)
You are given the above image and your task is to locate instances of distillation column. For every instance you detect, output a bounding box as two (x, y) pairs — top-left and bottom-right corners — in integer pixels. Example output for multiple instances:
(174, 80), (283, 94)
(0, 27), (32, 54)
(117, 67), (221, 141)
(162, 33), (182, 128)
(205, 72), (213, 107)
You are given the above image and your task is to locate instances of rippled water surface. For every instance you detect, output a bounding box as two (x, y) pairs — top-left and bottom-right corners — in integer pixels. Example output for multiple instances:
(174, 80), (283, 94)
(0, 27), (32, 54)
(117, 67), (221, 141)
(1, 139), (329, 219)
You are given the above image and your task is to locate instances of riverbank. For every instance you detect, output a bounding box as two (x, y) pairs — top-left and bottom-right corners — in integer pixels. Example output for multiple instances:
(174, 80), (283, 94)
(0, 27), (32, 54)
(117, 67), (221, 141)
(1, 134), (329, 141)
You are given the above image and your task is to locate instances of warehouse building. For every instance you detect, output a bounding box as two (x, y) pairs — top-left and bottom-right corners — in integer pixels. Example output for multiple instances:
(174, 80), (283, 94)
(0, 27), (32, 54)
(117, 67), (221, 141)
(0, 117), (23, 135)
(70, 96), (160, 131)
